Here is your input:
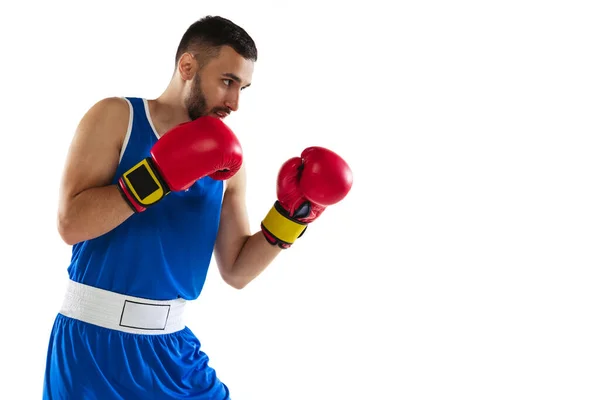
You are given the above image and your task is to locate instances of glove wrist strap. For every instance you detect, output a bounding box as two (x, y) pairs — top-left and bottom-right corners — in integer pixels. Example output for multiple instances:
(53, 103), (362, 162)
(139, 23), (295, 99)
(118, 157), (170, 213)
(261, 201), (307, 249)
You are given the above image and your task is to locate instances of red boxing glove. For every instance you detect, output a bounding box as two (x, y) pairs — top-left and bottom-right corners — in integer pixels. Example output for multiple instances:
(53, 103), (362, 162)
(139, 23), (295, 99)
(261, 146), (353, 248)
(118, 116), (243, 212)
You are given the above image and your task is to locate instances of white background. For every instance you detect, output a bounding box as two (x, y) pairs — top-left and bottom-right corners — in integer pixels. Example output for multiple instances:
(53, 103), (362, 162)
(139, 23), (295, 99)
(1, 1), (599, 399)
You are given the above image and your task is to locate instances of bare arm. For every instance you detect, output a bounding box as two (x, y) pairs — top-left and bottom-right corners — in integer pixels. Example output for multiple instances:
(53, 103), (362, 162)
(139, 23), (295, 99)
(57, 97), (134, 245)
(214, 164), (282, 289)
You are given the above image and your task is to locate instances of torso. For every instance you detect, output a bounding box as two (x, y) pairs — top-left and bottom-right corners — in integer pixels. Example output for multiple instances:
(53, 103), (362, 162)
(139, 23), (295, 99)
(67, 97), (226, 301)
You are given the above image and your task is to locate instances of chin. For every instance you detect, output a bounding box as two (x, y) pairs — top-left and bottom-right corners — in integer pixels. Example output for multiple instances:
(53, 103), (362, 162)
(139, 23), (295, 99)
(188, 110), (205, 121)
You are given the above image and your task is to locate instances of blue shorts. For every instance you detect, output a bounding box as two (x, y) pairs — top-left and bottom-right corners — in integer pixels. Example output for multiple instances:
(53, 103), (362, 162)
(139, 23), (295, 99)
(43, 314), (230, 399)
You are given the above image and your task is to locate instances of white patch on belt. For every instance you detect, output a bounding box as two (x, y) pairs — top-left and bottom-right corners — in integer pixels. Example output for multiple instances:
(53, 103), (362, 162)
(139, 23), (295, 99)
(119, 300), (171, 330)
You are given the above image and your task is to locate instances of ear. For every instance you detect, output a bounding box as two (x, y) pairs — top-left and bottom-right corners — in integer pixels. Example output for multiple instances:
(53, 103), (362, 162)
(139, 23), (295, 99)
(177, 53), (197, 81)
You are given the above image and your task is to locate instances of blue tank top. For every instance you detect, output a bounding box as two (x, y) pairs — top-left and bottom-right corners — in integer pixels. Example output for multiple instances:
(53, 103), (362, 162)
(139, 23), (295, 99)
(67, 97), (224, 301)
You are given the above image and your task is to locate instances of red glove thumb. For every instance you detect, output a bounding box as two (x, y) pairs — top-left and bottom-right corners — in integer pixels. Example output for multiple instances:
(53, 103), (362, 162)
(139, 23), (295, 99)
(276, 157), (326, 224)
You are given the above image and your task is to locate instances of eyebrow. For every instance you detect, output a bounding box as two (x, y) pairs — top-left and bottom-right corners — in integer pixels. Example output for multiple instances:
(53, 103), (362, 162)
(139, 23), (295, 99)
(223, 73), (251, 89)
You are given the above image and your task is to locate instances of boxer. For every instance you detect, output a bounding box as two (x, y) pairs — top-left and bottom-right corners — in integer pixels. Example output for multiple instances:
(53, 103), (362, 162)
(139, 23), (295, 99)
(42, 15), (352, 400)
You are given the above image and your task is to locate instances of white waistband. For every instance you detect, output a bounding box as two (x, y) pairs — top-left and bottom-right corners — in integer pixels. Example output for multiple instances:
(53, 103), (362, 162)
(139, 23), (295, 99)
(59, 279), (187, 335)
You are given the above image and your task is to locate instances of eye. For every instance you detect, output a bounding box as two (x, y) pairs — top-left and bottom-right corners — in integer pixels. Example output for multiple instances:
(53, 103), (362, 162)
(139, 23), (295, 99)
(222, 79), (232, 86)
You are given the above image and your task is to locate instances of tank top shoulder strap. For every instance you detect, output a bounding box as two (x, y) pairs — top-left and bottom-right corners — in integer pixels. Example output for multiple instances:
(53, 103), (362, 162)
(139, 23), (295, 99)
(115, 97), (160, 179)
(127, 97), (159, 135)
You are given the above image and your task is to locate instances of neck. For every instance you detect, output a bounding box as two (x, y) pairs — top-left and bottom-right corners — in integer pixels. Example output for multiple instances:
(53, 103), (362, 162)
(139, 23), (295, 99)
(152, 79), (190, 127)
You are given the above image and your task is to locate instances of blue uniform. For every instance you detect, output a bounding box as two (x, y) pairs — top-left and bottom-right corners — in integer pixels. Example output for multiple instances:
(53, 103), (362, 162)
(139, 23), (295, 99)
(43, 97), (230, 399)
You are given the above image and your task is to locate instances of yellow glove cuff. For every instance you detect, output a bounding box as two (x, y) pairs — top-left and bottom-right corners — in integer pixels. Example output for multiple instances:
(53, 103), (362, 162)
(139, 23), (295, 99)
(121, 158), (169, 207)
(261, 202), (307, 245)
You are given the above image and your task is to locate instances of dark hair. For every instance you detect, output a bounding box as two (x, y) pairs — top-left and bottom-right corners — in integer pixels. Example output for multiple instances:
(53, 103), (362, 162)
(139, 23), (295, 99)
(175, 16), (258, 66)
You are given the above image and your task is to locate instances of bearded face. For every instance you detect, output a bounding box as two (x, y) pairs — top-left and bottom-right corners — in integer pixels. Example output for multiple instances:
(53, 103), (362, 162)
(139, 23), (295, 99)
(184, 72), (235, 121)
(182, 46), (255, 121)
(184, 73), (208, 121)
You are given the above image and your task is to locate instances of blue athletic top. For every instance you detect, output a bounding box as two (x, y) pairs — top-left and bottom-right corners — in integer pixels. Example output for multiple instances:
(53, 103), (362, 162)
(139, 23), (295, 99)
(66, 97), (224, 301)
(44, 97), (231, 400)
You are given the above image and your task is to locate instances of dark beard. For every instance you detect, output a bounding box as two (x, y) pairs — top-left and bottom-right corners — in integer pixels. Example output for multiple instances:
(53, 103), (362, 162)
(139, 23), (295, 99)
(185, 73), (208, 120)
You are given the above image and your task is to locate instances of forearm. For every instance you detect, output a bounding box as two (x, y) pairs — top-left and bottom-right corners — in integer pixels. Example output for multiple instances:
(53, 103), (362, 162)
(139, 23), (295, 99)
(224, 232), (282, 289)
(57, 185), (134, 245)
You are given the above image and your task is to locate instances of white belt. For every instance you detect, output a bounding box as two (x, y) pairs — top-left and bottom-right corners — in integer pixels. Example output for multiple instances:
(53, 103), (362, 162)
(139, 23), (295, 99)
(59, 279), (187, 335)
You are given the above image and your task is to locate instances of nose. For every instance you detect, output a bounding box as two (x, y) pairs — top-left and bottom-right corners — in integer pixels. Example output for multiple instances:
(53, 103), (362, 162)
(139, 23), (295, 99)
(225, 92), (240, 112)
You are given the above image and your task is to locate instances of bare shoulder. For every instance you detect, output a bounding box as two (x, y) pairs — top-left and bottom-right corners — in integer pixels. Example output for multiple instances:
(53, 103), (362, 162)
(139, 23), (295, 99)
(77, 97), (131, 145)
(59, 97), (132, 199)
(67, 96), (132, 163)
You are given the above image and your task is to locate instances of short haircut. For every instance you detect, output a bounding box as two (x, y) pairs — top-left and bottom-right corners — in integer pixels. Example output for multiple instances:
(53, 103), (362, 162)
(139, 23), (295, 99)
(175, 16), (258, 67)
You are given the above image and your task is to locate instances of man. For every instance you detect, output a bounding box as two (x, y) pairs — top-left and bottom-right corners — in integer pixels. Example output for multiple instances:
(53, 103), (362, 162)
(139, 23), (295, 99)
(43, 15), (353, 399)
